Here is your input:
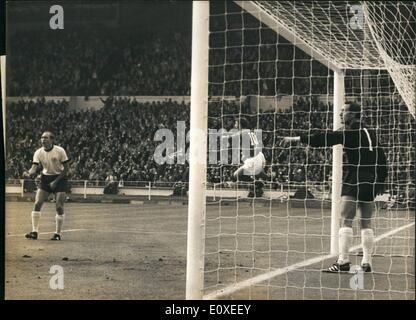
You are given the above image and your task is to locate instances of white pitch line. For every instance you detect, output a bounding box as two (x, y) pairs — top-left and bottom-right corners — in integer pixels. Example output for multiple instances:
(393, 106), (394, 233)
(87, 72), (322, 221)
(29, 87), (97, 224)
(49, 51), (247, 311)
(7, 228), (187, 237)
(93, 229), (187, 236)
(203, 222), (415, 300)
(349, 222), (415, 252)
(7, 229), (88, 237)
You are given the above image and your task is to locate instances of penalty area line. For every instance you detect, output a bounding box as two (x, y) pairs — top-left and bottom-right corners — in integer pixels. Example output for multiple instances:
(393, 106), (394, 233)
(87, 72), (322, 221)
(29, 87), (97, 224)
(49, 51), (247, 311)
(203, 221), (415, 300)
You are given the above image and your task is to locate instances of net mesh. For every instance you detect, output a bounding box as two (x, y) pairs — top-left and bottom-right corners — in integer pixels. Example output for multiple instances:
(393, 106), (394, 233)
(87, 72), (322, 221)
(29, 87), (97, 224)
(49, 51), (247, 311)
(202, 1), (415, 300)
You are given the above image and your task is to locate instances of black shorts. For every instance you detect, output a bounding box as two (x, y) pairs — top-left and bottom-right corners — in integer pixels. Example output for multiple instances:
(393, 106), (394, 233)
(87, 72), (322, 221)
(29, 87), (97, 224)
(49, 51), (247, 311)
(341, 171), (376, 201)
(40, 174), (68, 194)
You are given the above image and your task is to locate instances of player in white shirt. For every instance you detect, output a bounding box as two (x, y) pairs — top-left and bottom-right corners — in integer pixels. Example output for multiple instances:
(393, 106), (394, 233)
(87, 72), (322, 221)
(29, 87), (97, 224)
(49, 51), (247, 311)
(233, 151), (266, 178)
(231, 118), (270, 197)
(23, 132), (70, 241)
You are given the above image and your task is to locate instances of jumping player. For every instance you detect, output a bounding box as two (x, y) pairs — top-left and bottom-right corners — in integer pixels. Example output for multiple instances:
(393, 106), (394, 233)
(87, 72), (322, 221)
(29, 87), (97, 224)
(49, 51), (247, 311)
(231, 118), (269, 197)
(23, 131), (70, 241)
(280, 103), (388, 272)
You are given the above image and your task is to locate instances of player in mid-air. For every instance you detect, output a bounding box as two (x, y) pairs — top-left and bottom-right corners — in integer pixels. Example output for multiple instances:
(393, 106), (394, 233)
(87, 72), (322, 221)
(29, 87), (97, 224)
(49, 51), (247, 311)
(231, 118), (270, 197)
(280, 102), (387, 272)
(23, 131), (70, 241)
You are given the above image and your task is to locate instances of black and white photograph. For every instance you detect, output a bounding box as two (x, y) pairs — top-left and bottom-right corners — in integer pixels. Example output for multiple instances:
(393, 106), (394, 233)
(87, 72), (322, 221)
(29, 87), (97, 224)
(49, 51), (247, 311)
(2, 0), (415, 302)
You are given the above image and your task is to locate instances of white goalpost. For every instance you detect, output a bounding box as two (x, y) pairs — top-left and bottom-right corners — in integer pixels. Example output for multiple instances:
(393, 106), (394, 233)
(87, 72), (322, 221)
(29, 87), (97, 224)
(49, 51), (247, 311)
(186, 1), (209, 300)
(331, 70), (344, 255)
(186, 1), (415, 300)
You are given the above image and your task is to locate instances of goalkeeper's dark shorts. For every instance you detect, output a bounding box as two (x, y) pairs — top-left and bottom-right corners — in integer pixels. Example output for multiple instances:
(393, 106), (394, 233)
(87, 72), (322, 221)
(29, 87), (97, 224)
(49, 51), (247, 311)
(39, 174), (68, 194)
(341, 170), (383, 202)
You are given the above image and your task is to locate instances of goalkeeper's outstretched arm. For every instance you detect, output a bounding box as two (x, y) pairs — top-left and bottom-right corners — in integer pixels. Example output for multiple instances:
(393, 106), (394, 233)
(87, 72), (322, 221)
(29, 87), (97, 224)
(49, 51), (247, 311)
(280, 131), (345, 148)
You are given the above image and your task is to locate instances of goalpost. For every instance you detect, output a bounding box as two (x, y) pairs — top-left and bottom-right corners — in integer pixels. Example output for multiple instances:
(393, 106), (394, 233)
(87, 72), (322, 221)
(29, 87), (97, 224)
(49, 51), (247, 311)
(187, 1), (415, 300)
(186, 1), (209, 299)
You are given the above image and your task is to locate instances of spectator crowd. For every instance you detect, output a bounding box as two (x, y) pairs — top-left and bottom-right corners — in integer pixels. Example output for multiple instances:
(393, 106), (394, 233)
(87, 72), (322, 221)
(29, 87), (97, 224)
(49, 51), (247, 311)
(6, 95), (414, 190)
(9, 28), (192, 96)
(6, 96), (338, 186)
(6, 14), (414, 191)
(9, 23), (331, 97)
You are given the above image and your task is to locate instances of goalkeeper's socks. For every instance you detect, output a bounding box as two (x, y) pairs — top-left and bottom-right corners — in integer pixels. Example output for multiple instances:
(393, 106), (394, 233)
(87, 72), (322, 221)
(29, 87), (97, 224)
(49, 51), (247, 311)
(55, 214), (65, 235)
(31, 211), (41, 232)
(338, 227), (353, 264)
(361, 228), (374, 265)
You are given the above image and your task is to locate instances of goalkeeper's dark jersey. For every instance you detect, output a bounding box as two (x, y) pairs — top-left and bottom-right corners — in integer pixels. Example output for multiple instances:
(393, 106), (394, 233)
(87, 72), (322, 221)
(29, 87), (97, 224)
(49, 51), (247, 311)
(300, 123), (388, 184)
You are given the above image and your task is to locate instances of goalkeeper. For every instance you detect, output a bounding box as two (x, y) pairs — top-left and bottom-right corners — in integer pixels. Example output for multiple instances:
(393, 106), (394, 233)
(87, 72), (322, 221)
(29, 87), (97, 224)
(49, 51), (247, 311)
(280, 102), (388, 273)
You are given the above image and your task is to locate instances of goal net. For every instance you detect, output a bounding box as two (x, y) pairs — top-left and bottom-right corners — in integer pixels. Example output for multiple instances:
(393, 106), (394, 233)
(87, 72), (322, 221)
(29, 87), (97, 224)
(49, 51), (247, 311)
(187, 1), (415, 300)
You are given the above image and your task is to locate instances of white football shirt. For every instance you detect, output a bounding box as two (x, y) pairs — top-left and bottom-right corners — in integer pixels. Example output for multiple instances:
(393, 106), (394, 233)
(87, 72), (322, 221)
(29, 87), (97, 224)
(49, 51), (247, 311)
(33, 145), (69, 175)
(242, 151), (266, 176)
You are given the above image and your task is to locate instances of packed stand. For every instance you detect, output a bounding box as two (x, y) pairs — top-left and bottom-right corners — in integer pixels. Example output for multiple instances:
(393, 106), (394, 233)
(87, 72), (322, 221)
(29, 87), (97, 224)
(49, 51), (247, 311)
(6, 97), (342, 186)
